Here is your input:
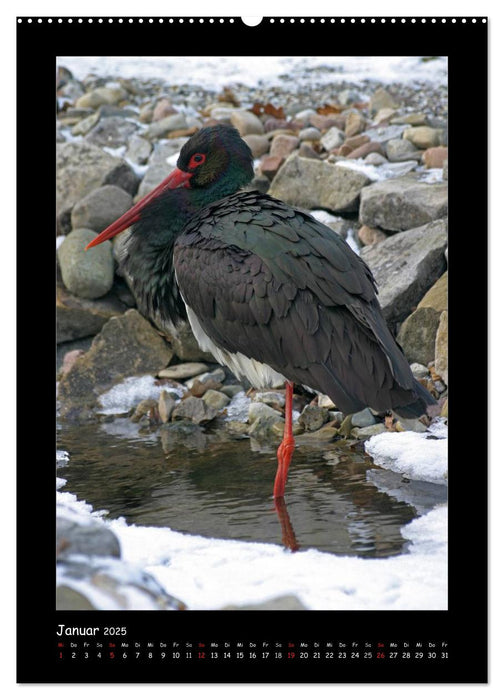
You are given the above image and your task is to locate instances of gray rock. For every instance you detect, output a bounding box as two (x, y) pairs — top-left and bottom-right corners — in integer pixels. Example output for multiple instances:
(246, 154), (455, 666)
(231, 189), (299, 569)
(248, 402), (283, 423)
(57, 517), (121, 559)
(359, 173), (448, 232)
(172, 396), (217, 424)
(71, 185), (133, 232)
(125, 134), (152, 165)
(410, 362), (429, 379)
(396, 307), (442, 365)
(158, 362), (209, 380)
(362, 124), (408, 144)
(135, 138), (189, 199)
(56, 279), (128, 343)
(360, 219), (447, 324)
(230, 110), (265, 135)
(254, 391), (286, 409)
(161, 319), (215, 363)
(158, 390), (177, 423)
(56, 558), (185, 611)
(351, 407), (376, 428)
(364, 152), (388, 166)
(338, 89), (361, 105)
(58, 228), (114, 300)
(298, 405), (329, 431)
(351, 424), (387, 439)
(56, 585), (95, 610)
(75, 85), (128, 110)
(269, 154), (371, 213)
(317, 393), (336, 409)
(58, 309), (174, 419)
(443, 159), (448, 180)
(298, 127), (322, 141)
(395, 418), (428, 433)
(295, 425), (338, 443)
(298, 142), (321, 160)
(193, 367), (227, 385)
(369, 87), (398, 114)
(71, 111), (100, 136)
(294, 108), (317, 125)
(248, 415), (283, 442)
(242, 133), (270, 158)
(320, 126), (345, 151)
(85, 116), (138, 148)
(202, 389), (230, 410)
(221, 384), (245, 398)
(386, 138), (423, 162)
(143, 113), (188, 140)
(56, 141), (138, 224)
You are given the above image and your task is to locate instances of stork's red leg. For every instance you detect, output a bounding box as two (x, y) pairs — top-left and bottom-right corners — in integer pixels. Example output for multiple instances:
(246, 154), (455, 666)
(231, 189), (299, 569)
(273, 381), (295, 498)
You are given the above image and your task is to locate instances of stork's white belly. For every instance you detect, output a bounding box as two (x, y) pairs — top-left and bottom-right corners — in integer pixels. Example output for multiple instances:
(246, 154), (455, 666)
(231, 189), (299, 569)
(185, 305), (287, 389)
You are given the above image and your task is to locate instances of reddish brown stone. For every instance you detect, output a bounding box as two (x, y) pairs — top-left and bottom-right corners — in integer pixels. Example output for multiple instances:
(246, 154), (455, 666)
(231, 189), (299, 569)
(264, 117), (289, 132)
(422, 146), (448, 169)
(260, 154), (285, 179)
(152, 98), (177, 122)
(333, 144), (353, 157)
(346, 141), (384, 160)
(309, 114), (345, 131)
(270, 134), (299, 159)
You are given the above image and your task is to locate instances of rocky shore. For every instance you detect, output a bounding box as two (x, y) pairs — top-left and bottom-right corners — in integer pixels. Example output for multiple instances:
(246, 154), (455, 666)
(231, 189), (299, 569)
(56, 61), (448, 609)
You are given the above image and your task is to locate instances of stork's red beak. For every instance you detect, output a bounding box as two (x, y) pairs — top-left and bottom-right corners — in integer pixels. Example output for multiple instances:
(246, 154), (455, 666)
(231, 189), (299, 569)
(85, 167), (193, 250)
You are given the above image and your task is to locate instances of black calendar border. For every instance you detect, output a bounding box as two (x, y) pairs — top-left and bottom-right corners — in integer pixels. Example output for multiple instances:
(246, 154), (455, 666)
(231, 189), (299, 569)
(17, 16), (488, 684)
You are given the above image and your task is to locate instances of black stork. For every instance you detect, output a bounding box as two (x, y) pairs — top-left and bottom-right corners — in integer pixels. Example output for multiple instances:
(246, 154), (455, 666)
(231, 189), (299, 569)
(86, 124), (435, 502)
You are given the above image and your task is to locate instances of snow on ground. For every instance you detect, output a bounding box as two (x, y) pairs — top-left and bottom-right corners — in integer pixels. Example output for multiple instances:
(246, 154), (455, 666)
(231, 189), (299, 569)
(57, 55), (447, 89)
(364, 419), (448, 485)
(57, 419), (448, 610)
(97, 374), (185, 414)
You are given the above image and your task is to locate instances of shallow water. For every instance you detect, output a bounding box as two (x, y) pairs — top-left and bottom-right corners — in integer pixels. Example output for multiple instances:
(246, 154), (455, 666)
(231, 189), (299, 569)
(57, 419), (447, 558)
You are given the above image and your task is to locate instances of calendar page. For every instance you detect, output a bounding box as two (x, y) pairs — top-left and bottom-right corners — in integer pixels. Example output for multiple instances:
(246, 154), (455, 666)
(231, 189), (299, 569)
(17, 14), (487, 683)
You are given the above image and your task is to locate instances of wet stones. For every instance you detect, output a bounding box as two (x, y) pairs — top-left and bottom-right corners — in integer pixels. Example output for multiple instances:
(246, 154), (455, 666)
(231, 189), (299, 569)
(171, 396), (218, 424)
(298, 405), (329, 432)
(58, 309), (174, 418)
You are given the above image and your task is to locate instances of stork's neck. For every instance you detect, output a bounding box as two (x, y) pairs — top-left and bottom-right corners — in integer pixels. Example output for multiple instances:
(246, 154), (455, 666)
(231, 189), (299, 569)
(121, 182), (240, 329)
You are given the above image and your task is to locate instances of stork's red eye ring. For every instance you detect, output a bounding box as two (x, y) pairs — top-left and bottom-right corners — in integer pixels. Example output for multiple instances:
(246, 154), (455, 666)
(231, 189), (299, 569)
(189, 153), (206, 169)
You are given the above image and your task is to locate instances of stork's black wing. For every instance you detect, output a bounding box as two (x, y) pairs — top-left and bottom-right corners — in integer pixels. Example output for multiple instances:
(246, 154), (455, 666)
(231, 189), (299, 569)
(173, 191), (434, 417)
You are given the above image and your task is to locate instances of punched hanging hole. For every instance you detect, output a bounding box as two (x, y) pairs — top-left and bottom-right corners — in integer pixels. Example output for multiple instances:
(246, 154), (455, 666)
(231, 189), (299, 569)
(241, 16), (263, 27)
